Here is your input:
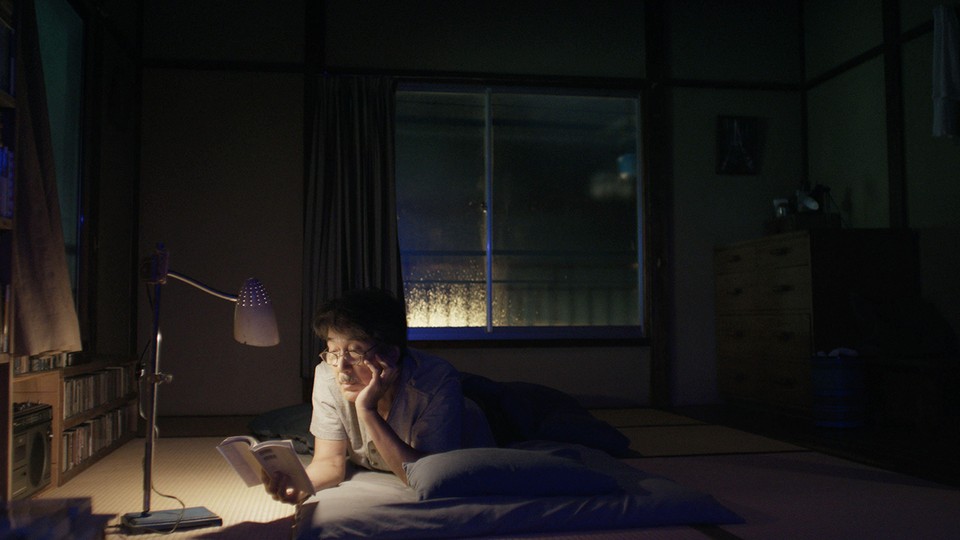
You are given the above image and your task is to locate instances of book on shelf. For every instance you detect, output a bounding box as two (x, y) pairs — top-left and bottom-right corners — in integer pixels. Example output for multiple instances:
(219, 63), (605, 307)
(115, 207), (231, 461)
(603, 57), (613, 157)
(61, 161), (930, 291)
(63, 363), (134, 419)
(0, 109), (14, 219)
(0, 151), (13, 219)
(11, 350), (89, 376)
(1, 282), (8, 353)
(61, 403), (135, 473)
(12, 351), (72, 375)
(216, 436), (315, 496)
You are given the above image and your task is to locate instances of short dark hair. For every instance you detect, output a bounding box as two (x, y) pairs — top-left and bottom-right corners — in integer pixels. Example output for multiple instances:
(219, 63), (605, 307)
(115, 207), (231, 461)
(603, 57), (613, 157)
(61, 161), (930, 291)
(312, 288), (408, 350)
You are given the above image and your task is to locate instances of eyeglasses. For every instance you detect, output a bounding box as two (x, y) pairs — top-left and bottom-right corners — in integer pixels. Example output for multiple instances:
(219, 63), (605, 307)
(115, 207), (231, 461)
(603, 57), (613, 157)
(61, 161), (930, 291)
(319, 345), (376, 368)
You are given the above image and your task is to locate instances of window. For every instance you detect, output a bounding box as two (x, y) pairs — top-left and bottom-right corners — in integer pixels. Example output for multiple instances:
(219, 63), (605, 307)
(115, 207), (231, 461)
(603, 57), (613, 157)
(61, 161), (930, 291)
(396, 86), (644, 340)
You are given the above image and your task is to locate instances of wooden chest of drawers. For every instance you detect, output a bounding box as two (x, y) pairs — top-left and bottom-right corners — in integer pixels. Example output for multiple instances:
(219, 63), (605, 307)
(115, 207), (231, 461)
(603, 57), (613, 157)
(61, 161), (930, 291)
(714, 229), (919, 414)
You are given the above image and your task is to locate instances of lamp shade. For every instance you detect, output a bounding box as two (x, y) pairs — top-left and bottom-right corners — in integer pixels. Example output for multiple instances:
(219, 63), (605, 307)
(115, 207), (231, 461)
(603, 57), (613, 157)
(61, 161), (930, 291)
(233, 278), (280, 346)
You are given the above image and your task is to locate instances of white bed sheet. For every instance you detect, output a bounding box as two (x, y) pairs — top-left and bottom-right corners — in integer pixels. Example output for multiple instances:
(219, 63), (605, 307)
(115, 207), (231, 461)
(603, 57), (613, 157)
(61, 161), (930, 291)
(296, 442), (740, 539)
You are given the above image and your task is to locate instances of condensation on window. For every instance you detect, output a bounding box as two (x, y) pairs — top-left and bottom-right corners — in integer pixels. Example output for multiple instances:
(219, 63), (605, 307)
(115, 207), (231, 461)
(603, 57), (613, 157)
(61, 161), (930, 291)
(404, 282), (485, 327)
(396, 87), (644, 336)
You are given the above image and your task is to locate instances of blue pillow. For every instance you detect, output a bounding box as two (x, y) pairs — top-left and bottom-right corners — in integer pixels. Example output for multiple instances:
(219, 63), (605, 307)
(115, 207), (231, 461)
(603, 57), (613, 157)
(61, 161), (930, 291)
(460, 374), (632, 457)
(535, 412), (632, 457)
(403, 447), (620, 500)
(248, 403), (314, 454)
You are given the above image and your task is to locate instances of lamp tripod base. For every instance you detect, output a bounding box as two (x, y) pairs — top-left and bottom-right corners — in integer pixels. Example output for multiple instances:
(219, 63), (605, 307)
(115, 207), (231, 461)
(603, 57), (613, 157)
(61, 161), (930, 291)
(121, 506), (222, 533)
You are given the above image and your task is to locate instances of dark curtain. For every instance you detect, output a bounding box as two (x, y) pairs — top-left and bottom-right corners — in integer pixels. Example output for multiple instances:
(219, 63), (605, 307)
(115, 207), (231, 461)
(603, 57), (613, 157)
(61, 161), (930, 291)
(12, 0), (82, 356)
(301, 75), (403, 377)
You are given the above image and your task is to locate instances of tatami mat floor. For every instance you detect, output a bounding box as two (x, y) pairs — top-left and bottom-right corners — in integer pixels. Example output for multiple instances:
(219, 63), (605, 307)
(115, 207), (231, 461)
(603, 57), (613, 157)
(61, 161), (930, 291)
(675, 403), (960, 488)
(29, 408), (816, 539)
(39, 436), (298, 539)
(589, 408), (704, 427)
(27, 406), (960, 539)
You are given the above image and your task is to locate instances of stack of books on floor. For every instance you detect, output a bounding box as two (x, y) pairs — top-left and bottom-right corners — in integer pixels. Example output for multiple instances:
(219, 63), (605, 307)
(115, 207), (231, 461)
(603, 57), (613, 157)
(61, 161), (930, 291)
(0, 497), (112, 540)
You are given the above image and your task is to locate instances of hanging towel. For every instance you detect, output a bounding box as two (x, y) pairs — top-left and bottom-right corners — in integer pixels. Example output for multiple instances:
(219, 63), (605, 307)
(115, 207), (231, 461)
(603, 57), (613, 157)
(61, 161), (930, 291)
(933, 4), (960, 137)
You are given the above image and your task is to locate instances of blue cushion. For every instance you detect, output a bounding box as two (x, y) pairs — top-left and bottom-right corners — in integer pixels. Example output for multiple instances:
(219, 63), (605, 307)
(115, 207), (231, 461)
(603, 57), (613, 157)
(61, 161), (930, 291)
(461, 373), (632, 457)
(403, 447), (621, 500)
(248, 403), (313, 454)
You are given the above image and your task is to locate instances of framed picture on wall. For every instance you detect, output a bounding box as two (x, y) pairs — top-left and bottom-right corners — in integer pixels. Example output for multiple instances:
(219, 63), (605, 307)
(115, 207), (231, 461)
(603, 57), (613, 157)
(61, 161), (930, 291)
(716, 116), (760, 175)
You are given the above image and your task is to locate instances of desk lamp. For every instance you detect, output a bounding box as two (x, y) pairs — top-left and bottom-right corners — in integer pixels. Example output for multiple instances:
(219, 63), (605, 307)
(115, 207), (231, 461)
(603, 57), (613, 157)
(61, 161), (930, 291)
(122, 244), (279, 533)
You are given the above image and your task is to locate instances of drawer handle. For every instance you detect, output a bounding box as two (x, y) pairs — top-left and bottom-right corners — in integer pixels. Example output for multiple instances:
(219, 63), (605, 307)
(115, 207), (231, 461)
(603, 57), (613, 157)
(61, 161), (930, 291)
(769, 247), (792, 256)
(729, 287), (744, 296)
(776, 331), (794, 342)
(774, 284), (794, 294)
(728, 254), (742, 263)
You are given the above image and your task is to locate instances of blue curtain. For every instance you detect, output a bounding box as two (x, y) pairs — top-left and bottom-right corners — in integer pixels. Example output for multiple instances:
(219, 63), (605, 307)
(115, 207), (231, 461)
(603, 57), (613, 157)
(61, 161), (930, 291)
(12, 0), (81, 356)
(301, 75), (403, 378)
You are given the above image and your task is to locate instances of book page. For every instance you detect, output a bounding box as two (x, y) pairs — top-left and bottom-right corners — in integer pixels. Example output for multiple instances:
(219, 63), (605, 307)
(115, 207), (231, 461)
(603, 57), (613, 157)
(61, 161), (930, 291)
(252, 440), (315, 495)
(216, 438), (264, 487)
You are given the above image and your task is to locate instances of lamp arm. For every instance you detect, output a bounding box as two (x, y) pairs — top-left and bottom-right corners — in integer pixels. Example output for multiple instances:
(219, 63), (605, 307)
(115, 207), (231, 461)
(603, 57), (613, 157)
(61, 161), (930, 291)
(166, 270), (238, 302)
(125, 245), (276, 531)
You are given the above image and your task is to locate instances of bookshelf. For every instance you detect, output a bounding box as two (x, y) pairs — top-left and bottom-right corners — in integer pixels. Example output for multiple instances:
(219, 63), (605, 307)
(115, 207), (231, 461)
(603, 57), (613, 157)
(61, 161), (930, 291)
(0, 0), (139, 500)
(59, 359), (138, 484)
(11, 356), (138, 489)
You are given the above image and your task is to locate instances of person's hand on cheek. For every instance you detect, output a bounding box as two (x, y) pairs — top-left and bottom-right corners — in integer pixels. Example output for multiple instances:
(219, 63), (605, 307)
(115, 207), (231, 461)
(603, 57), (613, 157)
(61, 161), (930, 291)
(356, 354), (398, 413)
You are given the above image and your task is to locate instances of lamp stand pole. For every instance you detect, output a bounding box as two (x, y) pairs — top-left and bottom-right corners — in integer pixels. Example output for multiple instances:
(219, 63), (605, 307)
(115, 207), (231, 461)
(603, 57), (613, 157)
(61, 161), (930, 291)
(143, 270), (162, 513)
(121, 248), (221, 533)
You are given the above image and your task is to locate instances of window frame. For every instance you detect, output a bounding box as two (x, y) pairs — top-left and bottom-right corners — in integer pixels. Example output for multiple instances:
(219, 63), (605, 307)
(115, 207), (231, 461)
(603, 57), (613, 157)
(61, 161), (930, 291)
(396, 83), (648, 343)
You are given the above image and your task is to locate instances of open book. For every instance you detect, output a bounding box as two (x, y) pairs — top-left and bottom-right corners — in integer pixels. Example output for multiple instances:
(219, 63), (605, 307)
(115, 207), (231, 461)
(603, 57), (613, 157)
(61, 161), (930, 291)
(216, 436), (315, 496)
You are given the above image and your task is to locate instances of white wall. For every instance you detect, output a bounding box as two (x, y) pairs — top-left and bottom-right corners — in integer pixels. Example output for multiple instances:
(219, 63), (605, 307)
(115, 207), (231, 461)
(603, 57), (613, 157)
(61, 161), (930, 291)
(137, 0), (810, 415)
(669, 88), (804, 405)
(806, 0), (960, 344)
(664, 0), (804, 405)
(138, 68), (304, 415)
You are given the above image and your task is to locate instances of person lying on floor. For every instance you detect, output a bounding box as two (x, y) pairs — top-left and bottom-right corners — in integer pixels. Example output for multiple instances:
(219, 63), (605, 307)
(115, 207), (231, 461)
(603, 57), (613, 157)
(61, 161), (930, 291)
(264, 288), (493, 504)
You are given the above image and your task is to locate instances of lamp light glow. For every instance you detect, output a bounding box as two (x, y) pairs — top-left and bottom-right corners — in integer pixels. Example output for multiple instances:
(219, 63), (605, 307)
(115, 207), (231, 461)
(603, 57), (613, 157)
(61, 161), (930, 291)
(122, 244), (278, 534)
(234, 277), (279, 346)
